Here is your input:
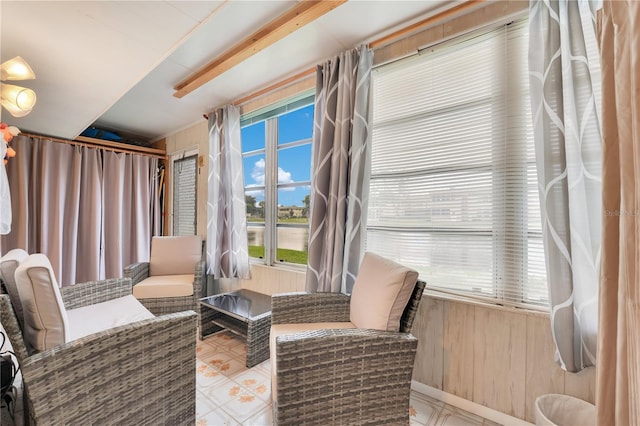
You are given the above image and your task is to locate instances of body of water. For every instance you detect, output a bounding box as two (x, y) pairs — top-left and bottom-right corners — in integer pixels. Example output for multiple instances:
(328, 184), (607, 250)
(248, 227), (308, 251)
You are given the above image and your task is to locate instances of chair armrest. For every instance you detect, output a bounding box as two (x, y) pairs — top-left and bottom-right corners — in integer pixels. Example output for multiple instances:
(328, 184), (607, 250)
(0, 295), (29, 361)
(61, 278), (133, 310)
(21, 311), (197, 425)
(123, 262), (150, 285)
(271, 292), (351, 324)
(274, 329), (417, 425)
(193, 258), (206, 298)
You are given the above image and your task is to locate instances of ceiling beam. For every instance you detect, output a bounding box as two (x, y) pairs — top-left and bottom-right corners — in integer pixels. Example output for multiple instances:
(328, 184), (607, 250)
(173, 0), (348, 99)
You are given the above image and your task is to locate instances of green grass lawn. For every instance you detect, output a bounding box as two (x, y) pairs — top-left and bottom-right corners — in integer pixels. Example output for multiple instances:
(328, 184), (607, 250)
(248, 245), (307, 265)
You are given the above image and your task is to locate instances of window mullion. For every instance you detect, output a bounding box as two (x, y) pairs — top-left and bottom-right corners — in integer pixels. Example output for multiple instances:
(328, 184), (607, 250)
(265, 118), (278, 266)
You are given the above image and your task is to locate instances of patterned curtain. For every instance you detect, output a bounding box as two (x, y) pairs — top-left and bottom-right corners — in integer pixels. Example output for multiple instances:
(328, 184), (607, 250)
(528, 0), (602, 372)
(305, 45), (373, 294)
(596, 1), (640, 424)
(206, 105), (250, 279)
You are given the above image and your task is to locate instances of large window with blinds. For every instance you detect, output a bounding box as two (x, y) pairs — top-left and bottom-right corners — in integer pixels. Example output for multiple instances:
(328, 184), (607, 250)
(367, 20), (548, 308)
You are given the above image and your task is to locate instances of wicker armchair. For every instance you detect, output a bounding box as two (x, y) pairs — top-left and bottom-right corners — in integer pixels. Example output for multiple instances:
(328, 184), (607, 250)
(123, 236), (205, 318)
(270, 253), (426, 425)
(0, 277), (197, 425)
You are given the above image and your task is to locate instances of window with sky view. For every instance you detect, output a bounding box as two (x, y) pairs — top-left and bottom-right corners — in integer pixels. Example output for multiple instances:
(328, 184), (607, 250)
(241, 102), (313, 265)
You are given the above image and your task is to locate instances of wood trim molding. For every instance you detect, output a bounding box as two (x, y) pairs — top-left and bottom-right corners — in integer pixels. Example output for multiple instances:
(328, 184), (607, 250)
(201, 0), (525, 117)
(234, 67), (316, 107)
(231, 0), (490, 109)
(369, 0), (487, 49)
(173, 0), (347, 98)
(75, 136), (166, 156)
(19, 132), (167, 159)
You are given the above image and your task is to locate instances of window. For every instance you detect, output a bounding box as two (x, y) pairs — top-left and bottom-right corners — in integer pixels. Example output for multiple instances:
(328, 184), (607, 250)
(241, 96), (314, 266)
(172, 152), (198, 236)
(367, 20), (548, 308)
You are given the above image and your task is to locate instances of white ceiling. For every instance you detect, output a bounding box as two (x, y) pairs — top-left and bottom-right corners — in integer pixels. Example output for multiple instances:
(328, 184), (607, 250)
(1, 0), (453, 144)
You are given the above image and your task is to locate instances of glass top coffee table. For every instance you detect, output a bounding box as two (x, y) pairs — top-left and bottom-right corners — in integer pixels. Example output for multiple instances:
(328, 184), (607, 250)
(199, 289), (272, 368)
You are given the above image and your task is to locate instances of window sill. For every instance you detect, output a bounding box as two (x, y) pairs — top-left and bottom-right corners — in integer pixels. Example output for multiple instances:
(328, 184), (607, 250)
(422, 288), (550, 318)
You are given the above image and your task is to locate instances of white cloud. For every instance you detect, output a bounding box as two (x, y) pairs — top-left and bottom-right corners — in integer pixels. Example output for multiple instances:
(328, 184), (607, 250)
(278, 167), (293, 185)
(251, 158), (266, 185)
(249, 158), (295, 191)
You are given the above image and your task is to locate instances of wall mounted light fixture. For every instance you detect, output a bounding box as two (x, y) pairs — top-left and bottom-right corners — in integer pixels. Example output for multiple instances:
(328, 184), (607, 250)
(1, 56), (37, 117)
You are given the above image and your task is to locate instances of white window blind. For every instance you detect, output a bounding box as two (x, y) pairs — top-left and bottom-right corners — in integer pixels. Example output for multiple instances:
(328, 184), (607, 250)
(368, 19), (548, 308)
(173, 154), (197, 236)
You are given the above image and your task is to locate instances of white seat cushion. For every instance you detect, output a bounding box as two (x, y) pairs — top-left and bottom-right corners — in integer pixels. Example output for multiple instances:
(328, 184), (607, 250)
(149, 236), (201, 276)
(350, 252), (418, 332)
(67, 295), (154, 341)
(270, 322), (355, 401)
(132, 274), (194, 299)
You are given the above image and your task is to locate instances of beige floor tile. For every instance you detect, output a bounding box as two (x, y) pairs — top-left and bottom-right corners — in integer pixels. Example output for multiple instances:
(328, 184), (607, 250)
(234, 369), (271, 402)
(244, 406), (274, 426)
(201, 350), (236, 368)
(219, 388), (269, 423)
(435, 406), (486, 426)
(199, 378), (241, 406)
(196, 362), (228, 389)
(216, 357), (249, 377)
(196, 390), (219, 418)
(410, 393), (442, 425)
(196, 408), (240, 426)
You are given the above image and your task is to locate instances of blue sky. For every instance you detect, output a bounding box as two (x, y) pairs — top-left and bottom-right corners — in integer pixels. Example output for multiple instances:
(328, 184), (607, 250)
(241, 104), (313, 207)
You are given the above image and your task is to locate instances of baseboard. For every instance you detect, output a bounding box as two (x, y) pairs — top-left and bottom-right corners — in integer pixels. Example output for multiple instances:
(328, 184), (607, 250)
(411, 381), (534, 426)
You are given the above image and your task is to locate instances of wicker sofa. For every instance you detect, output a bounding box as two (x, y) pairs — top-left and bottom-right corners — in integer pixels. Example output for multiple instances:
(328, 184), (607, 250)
(270, 253), (426, 425)
(0, 259), (197, 425)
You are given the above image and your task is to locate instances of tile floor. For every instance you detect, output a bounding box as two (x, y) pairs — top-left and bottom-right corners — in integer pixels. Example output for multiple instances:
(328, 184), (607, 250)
(195, 330), (501, 426)
(0, 328), (502, 425)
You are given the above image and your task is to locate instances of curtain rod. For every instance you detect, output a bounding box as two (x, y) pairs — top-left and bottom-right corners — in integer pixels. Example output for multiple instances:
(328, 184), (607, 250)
(20, 132), (167, 160)
(224, 0), (485, 109)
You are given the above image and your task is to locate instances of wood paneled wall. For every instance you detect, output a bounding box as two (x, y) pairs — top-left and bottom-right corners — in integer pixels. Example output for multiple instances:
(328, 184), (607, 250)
(412, 296), (596, 423)
(241, 264), (306, 295)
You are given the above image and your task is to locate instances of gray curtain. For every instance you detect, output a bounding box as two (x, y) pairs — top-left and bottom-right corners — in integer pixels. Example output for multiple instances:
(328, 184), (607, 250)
(207, 105), (250, 279)
(305, 45), (373, 294)
(103, 152), (158, 280)
(1, 135), (158, 285)
(528, 0), (602, 372)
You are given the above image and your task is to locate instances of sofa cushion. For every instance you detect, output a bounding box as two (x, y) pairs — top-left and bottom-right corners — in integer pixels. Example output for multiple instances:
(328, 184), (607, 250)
(0, 248), (29, 329)
(270, 322), (355, 402)
(349, 252), (418, 332)
(132, 274), (194, 299)
(66, 295), (155, 341)
(14, 254), (69, 351)
(149, 236), (201, 276)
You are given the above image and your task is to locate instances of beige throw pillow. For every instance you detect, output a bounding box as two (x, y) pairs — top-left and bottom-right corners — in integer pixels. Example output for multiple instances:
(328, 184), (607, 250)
(350, 252), (419, 332)
(149, 235), (202, 276)
(14, 254), (69, 351)
(0, 248), (29, 328)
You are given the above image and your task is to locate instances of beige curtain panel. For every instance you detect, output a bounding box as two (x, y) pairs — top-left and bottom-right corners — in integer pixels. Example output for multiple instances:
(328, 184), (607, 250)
(596, 1), (640, 425)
